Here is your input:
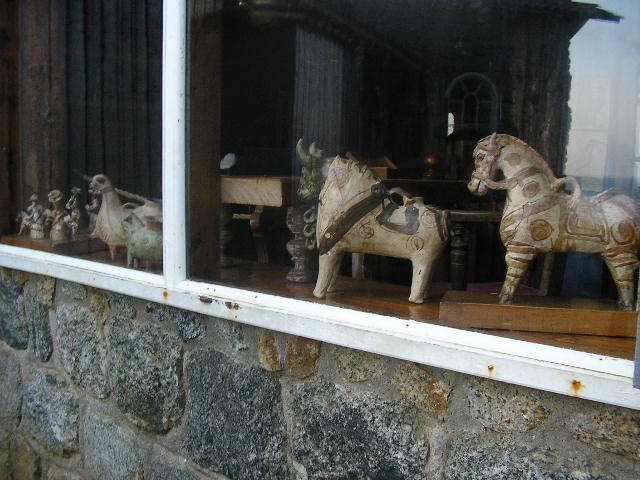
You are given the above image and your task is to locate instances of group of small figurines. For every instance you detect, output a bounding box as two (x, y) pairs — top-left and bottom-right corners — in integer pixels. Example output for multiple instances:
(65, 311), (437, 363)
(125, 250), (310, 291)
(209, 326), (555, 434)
(16, 174), (162, 270)
(17, 187), (98, 242)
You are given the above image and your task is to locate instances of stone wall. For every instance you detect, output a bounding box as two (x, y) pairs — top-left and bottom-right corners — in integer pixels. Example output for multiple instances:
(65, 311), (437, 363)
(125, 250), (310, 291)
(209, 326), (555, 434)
(1, 267), (639, 480)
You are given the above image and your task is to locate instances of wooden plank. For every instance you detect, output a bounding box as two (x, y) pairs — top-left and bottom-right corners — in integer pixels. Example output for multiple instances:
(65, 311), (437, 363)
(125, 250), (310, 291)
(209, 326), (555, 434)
(49, 0), (68, 192)
(1, 233), (106, 255)
(220, 176), (295, 207)
(187, 1), (223, 277)
(0, 0), (18, 234)
(146, 0), (163, 199)
(19, 0), (52, 200)
(439, 290), (637, 337)
(67, 0), (87, 184)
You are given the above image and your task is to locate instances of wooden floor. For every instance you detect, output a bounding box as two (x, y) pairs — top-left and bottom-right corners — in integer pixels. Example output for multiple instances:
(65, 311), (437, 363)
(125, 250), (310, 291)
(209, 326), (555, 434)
(53, 249), (640, 361)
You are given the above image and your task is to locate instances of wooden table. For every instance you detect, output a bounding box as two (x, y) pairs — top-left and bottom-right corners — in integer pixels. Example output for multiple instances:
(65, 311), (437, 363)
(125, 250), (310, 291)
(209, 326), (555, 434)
(220, 176), (296, 263)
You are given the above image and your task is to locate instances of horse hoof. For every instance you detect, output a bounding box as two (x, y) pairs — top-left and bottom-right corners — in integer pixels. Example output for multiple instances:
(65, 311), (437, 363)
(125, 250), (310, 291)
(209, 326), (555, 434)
(408, 296), (424, 304)
(618, 301), (633, 311)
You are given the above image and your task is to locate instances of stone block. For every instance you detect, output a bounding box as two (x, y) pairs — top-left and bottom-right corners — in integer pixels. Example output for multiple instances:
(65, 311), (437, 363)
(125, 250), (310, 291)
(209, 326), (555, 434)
(21, 368), (79, 454)
(46, 465), (84, 480)
(0, 270), (28, 349)
(108, 316), (184, 433)
(0, 350), (22, 429)
(258, 332), (282, 372)
(58, 280), (87, 301)
(149, 446), (211, 480)
(444, 432), (633, 480)
(23, 281), (53, 362)
(55, 304), (109, 398)
(290, 378), (429, 480)
(13, 437), (42, 480)
(466, 377), (550, 432)
(35, 276), (56, 306)
(82, 411), (144, 480)
(185, 349), (288, 480)
(145, 303), (206, 341)
(106, 292), (137, 319)
(570, 404), (640, 460)
(285, 337), (320, 379)
(209, 318), (247, 352)
(0, 429), (10, 479)
(392, 362), (452, 419)
(331, 346), (388, 382)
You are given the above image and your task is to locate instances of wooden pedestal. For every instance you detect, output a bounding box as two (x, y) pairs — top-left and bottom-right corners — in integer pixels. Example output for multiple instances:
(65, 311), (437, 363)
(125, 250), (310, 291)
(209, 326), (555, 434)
(439, 291), (636, 337)
(1, 233), (106, 255)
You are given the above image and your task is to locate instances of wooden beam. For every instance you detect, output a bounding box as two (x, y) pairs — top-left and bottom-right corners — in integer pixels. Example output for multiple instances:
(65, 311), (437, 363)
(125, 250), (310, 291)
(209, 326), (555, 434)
(0, 0), (18, 234)
(187, 1), (223, 278)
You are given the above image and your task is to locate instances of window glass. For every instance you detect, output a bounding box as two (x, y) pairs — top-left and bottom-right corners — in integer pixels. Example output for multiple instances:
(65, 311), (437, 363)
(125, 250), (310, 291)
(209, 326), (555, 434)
(1, 1), (163, 273)
(203, 1), (636, 360)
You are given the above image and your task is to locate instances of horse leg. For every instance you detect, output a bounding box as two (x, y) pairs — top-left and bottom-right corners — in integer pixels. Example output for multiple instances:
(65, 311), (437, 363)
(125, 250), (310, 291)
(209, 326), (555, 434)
(314, 251), (343, 298)
(602, 252), (638, 310)
(408, 256), (433, 304)
(327, 252), (345, 293)
(499, 250), (536, 304)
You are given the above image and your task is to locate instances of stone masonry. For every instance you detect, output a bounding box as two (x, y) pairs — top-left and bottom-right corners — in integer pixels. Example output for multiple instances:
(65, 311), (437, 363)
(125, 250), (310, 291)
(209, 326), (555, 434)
(0, 269), (639, 479)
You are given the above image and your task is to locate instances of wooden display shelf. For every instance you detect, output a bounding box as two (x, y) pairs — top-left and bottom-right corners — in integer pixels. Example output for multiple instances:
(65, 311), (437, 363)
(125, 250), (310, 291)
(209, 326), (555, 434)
(439, 290), (637, 337)
(204, 263), (636, 359)
(1, 232), (106, 255)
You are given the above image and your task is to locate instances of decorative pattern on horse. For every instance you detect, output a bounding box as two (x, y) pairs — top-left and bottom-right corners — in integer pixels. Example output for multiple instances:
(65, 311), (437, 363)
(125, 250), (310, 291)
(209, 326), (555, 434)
(469, 133), (640, 310)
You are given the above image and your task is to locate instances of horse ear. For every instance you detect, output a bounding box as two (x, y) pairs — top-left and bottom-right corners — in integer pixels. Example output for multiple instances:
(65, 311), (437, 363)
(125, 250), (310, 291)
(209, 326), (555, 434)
(489, 132), (497, 147)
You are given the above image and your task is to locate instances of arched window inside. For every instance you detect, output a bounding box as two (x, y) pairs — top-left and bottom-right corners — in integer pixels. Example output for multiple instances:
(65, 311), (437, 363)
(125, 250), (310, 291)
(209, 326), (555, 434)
(445, 73), (498, 135)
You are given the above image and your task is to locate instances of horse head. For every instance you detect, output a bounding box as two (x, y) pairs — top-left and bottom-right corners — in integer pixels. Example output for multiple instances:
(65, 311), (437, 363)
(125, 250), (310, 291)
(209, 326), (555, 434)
(468, 132), (503, 196)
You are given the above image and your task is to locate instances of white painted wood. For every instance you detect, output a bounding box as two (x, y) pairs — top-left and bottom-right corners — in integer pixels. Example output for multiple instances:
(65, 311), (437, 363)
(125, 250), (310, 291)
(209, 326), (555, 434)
(161, 0), (187, 287)
(1, 244), (638, 410)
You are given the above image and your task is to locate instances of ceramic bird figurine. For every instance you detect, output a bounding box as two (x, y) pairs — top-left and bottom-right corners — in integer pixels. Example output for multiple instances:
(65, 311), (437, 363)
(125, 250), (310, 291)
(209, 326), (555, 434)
(87, 174), (162, 260)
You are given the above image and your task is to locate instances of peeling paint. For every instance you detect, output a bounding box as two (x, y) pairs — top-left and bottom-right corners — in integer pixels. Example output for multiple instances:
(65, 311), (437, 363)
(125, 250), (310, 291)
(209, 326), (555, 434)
(199, 296), (213, 304)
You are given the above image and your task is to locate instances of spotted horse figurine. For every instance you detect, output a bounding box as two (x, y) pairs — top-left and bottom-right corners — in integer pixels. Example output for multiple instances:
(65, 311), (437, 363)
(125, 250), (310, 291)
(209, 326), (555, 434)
(468, 133), (640, 310)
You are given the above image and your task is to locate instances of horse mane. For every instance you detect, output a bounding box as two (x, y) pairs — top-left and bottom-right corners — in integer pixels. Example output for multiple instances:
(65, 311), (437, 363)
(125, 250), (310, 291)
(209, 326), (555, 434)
(495, 134), (558, 182)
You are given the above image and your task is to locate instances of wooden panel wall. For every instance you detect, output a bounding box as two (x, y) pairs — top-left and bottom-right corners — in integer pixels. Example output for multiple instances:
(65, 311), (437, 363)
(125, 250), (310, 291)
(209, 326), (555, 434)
(0, 0), (18, 234)
(17, 0), (163, 211)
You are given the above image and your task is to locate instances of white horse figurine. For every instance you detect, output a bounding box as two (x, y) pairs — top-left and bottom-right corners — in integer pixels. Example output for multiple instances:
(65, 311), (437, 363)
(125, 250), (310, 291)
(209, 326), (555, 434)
(468, 133), (640, 310)
(314, 155), (449, 303)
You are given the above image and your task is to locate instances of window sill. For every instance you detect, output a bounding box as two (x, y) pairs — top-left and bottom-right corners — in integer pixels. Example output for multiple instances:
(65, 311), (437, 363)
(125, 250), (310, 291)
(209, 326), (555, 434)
(1, 243), (638, 410)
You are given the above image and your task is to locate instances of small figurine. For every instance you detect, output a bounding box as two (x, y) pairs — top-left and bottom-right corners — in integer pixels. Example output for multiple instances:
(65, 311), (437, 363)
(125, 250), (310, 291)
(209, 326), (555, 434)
(296, 139), (329, 202)
(17, 194), (40, 236)
(85, 184), (100, 235)
(469, 133), (640, 310)
(314, 156), (449, 303)
(63, 187), (82, 238)
(45, 189), (68, 241)
(121, 210), (162, 268)
(84, 174), (162, 260)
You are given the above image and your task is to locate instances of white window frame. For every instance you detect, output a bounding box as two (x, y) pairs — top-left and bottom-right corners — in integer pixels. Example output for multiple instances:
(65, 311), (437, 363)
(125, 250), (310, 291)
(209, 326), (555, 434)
(0, 0), (638, 410)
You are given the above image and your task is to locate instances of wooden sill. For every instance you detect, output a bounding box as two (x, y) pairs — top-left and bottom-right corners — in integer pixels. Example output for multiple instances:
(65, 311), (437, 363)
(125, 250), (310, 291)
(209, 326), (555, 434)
(210, 262), (636, 361)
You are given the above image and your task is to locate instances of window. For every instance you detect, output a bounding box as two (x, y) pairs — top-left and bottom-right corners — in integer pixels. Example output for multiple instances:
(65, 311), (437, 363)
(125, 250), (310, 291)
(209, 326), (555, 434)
(0, 0), (163, 272)
(1, 0), (639, 409)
